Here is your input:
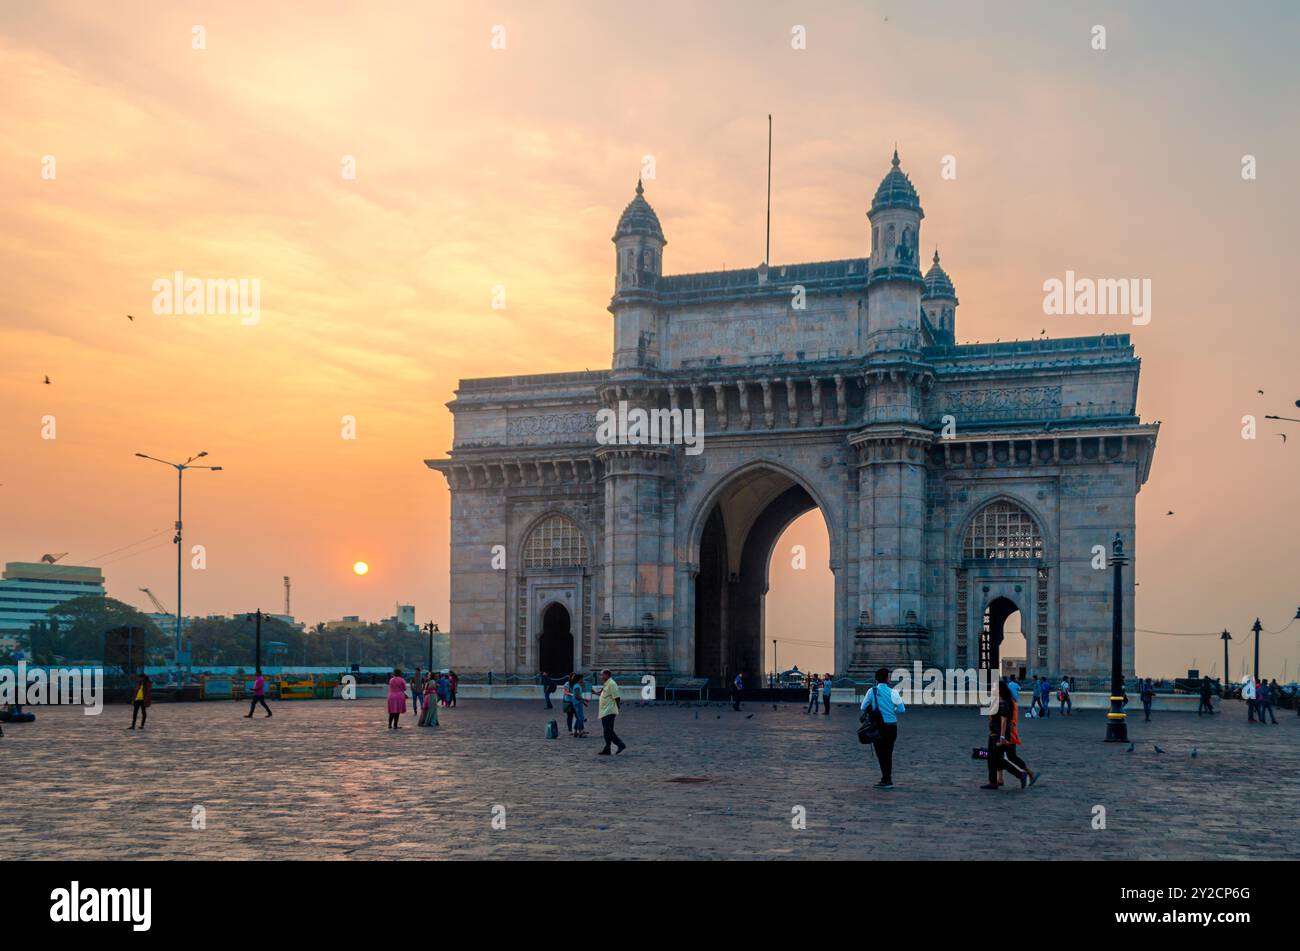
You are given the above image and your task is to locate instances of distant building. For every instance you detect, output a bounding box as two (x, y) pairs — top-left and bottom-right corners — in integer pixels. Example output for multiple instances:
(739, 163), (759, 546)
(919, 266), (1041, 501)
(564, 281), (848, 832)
(324, 615), (368, 636)
(382, 604), (418, 633)
(0, 562), (105, 641)
(231, 611), (303, 630)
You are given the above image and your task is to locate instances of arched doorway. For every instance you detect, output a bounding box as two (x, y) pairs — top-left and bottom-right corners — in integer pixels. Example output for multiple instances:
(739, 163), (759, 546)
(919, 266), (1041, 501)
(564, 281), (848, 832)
(693, 465), (833, 685)
(980, 596), (1021, 675)
(539, 602), (574, 676)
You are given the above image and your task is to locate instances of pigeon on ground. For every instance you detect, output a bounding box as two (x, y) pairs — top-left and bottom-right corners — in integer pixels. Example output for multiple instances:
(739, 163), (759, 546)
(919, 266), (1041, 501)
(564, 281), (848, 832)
(745, 714), (754, 719)
(1154, 744), (1166, 754)
(1126, 742), (1134, 752)
(1190, 748), (1198, 758)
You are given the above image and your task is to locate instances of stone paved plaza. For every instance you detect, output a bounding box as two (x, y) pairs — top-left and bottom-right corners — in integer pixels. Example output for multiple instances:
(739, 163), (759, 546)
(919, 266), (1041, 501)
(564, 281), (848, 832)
(3, 697), (1296, 860)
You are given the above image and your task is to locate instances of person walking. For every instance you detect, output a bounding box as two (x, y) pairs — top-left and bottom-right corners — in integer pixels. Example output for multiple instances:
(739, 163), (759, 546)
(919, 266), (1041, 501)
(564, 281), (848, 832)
(822, 673), (833, 715)
(1258, 678), (1278, 724)
(449, 671), (458, 707)
(543, 676), (556, 710)
(859, 667), (904, 789)
(245, 672), (272, 718)
(571, 672), (589, 738)
(438, 673), (451, 707)
(1028, 676), (1042, 717)
(1140, 678), (1155, 722)
(732, 671), (745, 712)
(1058, 676), (1072, 716)
(595, 669), (626, 755)
(387, 668), (408, 729)
(1244, 677), (1258, 722)
(1197, 676), (1215, 715)
(129, 673), (152, 730)
(1037, 676), (1051, 719)
(982, 680), (1039, 790)
(561, 675), (575, 733)
(410, 667), (424, 717)
(806, 674), (820, 714)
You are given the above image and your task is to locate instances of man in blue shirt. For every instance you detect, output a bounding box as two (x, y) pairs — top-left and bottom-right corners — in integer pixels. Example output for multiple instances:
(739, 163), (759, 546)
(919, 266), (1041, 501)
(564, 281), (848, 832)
(859, 666), (905, 789)
(731, 672), (744, 711)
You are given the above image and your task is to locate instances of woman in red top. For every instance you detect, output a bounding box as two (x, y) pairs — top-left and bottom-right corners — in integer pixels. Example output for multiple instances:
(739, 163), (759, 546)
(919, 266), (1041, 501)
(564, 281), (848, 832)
(981, 680), (1040, 789)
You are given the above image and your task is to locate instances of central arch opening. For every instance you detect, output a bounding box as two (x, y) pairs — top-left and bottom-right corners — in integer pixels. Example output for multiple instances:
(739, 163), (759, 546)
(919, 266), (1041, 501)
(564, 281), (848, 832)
(693, 466), (831, 686)
(981, 596), (1022, 676)
(539, 602), (573, 676)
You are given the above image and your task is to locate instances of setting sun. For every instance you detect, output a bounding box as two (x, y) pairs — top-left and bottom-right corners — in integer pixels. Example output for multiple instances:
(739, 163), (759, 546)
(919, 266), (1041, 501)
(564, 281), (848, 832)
(352, 561), (369, 576)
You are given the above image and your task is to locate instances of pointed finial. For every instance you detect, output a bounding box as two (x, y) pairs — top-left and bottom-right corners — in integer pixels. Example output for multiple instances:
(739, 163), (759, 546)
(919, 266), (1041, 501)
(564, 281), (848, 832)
(932, 248), (940, 266)
(891, 145), (900, 168)
(635, 177), (644, 197)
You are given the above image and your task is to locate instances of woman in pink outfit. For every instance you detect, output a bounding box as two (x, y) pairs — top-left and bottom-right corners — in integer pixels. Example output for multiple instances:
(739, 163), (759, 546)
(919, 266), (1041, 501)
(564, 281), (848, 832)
(387, 669), (407, 729)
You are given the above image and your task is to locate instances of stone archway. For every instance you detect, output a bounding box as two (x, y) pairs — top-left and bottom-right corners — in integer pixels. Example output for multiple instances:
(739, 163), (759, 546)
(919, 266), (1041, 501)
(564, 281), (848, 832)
(980, 596), (1020, 674)
(691, 464), (834, 684)
(539, 602), (574, 676)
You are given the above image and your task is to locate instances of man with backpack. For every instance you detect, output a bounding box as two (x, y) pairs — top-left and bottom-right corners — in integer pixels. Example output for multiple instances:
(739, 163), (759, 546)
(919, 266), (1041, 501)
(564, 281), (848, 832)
(859, 667), (905, 790)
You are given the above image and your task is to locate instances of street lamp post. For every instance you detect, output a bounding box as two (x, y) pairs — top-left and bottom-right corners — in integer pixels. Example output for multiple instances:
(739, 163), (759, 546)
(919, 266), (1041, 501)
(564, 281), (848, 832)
(1252, 618), (1262, 680)
(1105, 533), (1129, 743)
(1220, 630), (1231, 684)
(424, 621), (440, 672)
(135, 451), (222, 686)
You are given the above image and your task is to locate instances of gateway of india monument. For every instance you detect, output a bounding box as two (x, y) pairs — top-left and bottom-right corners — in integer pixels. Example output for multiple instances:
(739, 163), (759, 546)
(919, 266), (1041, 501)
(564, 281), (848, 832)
(427, 151), (1159, 684)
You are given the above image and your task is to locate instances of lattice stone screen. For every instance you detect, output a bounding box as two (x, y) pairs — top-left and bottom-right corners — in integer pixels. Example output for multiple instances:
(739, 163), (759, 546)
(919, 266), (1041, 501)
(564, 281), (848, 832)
(523, 514), (588, 569)
(962, 501), (1043, 560)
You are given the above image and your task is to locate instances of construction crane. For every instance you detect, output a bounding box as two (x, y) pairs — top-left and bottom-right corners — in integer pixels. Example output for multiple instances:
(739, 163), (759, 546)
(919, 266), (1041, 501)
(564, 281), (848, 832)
(139, 587), (172, 616)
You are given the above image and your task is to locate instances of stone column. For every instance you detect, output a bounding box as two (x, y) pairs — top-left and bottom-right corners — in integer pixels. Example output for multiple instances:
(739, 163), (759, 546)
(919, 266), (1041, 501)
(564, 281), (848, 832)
(596, 444), (673, 673)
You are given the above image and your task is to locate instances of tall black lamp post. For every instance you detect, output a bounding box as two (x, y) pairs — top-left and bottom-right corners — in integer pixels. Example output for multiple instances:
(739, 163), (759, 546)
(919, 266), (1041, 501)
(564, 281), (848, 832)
(1220, 629), (1231, 684)
(1105, 533), (1129, 742)
(424, 621), (439, 672)
(1251, 617), (1262, 679)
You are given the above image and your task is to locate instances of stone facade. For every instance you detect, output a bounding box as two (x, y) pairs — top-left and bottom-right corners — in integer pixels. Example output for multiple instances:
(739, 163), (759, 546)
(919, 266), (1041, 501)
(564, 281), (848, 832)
(426, 154), (1158, 682)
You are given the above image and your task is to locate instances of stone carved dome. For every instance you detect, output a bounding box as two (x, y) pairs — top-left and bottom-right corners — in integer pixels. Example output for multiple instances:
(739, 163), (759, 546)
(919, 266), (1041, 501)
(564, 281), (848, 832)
(612, 178), (665, 243)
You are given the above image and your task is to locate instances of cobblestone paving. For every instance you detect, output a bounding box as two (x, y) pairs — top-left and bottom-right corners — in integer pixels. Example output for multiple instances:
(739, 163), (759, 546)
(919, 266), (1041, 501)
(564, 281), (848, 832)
(3, 697), (1295, 860)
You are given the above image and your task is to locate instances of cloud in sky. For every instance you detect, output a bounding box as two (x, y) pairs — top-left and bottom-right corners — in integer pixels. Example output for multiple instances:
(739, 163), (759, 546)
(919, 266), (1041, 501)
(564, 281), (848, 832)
(1, 0), (1297, 675)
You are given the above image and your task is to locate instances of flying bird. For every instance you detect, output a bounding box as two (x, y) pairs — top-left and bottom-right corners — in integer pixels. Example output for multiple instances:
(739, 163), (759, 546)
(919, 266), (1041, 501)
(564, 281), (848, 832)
(1258, 389), (1264, 395)
(1279, 434), (1288, 443)
(126, 314), (135, 321)
(1166, 511), (1174, 516)
(43, 375), (51, 384)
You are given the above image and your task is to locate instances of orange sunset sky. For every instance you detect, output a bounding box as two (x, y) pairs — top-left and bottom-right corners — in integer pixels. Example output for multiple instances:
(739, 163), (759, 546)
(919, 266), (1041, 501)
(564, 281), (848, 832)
(1, 0), (1296, 678)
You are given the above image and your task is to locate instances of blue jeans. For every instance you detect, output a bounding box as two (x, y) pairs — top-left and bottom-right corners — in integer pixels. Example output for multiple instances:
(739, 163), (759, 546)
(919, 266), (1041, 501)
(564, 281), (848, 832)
(574, 703), (586, 732)
(412, 691), (422, 712)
